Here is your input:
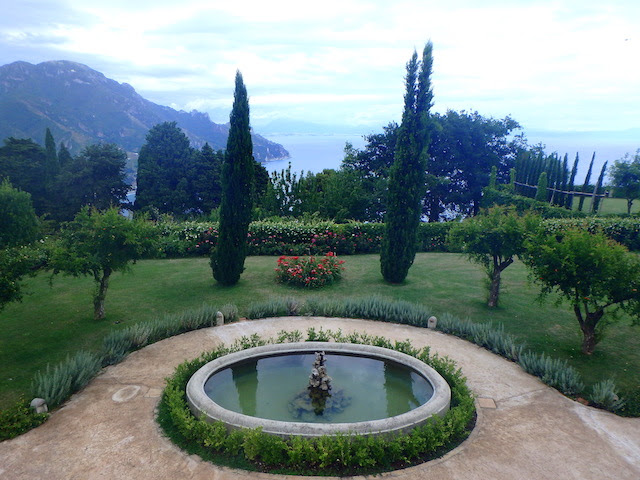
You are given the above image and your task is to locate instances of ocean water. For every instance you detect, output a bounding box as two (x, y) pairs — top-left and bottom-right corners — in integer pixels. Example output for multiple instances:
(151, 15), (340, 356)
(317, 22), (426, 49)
(264, 132), (637, 180)
(263, 134), (367, 175)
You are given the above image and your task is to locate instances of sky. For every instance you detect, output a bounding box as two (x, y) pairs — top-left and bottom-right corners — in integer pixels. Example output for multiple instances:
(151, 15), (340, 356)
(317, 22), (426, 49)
(1, 0), (639, 164)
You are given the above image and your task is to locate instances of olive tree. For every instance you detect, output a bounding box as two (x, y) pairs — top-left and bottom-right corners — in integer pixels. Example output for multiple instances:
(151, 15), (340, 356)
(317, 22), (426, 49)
(523, 228), (640, 354)
(448, 207), (540, 307)
(49, 207), (153, 320)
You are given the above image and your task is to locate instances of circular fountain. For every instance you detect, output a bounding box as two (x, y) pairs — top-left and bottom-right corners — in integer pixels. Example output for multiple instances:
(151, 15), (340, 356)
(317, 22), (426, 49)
(186, 342), (451, 438)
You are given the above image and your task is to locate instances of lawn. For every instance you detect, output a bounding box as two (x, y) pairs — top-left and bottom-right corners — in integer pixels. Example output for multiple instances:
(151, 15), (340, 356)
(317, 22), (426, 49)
(571, 195), (640, 215)
(1, 253), (638, 409)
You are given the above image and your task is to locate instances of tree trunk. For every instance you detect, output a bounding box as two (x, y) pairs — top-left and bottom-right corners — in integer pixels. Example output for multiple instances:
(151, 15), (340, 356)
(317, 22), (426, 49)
(488, 268), (501, 308)
(93, 268), (111, 320)
(487, 257), (513, 308)
(628, 199), (633, 215)
(576, 306), (604, 355)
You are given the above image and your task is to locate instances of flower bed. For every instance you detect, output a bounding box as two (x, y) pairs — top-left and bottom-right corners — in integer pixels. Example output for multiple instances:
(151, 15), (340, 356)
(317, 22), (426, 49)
(275, 252), (345, 288)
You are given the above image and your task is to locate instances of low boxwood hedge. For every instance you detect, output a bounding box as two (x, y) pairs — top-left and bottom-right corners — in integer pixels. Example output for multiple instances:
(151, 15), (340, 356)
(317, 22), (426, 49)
(158, 329), (476, 476)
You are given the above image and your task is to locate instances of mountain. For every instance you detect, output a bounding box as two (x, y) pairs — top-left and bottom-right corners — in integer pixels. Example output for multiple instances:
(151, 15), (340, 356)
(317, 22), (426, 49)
(0, 60), (289, 162)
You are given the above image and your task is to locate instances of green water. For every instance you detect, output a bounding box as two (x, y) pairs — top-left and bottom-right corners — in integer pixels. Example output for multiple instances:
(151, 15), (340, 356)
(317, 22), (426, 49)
(204, 353), (433, 423)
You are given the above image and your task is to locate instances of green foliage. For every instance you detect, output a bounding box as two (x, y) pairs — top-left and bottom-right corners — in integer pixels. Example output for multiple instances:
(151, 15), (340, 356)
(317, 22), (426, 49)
(275, 252), (345, 288)
(381, 44), (432, 283)
(0, 397), (48, 441)
(523, 228), (640, 354)
(481, 188), (585, 219)
(535, 171), (548, 202)
(518, 352), (584, 395)
(609, 150), (640, 214)
(448, 207), (540, 307)
(31, 351), (102, 408)
(0, 137), (48, 215)
(159, 331), (475, 475)
(49, 207), (155, 320)
(542, 217), (640, 250)
(0, 243), (45, 311)
(589, 379), (624, 411)
(437, 314), (524, 362)
(134, 122), (196, 215)
(0, 179), (39, 248)
(53, 143), (130, 221)
(211, 72), (254, 286)
(101, 303), (222, 365)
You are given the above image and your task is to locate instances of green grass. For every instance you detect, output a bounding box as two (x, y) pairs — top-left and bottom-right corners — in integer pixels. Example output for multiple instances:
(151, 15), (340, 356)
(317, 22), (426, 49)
(1, 254), (639, 408)
(571, 196), (640, 215)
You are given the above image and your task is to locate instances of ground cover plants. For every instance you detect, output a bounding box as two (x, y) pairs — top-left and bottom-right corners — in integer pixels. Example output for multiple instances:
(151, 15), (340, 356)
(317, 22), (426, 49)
(158, 329), (475, 475)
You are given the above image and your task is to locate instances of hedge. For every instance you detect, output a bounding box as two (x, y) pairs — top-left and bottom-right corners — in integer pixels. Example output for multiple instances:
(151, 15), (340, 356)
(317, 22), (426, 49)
(144, 219), (454, 258)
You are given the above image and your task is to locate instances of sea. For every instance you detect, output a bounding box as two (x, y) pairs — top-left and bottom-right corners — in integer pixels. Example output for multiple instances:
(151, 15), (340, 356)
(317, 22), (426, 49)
(262, 134), (367, 175)
(265, 132), (638, 180)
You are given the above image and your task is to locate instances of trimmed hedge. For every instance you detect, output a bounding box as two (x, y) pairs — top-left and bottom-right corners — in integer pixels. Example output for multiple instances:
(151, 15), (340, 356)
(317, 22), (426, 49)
(158, 329), (476, 475)
(143, 219), (454, 258)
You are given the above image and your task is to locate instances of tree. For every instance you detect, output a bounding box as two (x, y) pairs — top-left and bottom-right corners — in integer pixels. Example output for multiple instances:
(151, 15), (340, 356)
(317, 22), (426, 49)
(0, 137), (48, 215)
(381, 43), (433, 283)
(0, 180), (41, 312)
(0, 179), (39, 248)
(189, 143), (224, 214)
(58, 142), (73, 168)
(523, 228), (640, 354)
(134, 122), (195, 215)
(210, 71), (254, 286)
(449, 207), (539, 307)
(49, 207), (153, 320)
(590, 161), (608, 213)
(55, 143), (130, 220)
(578, 152), (595, 212)
(44, 128), (59, 181)
(535, 171), (548, 202)
(609, 150), (640, 214)
(565, 153), (579, 209)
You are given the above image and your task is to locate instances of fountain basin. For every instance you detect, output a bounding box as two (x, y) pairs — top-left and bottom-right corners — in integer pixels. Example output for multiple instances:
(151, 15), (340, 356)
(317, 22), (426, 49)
(186, 342), (451, 438)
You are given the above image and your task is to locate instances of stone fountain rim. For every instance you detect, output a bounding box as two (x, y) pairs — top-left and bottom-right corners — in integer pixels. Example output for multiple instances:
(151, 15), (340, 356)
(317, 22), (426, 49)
(186, 342), (452, 438)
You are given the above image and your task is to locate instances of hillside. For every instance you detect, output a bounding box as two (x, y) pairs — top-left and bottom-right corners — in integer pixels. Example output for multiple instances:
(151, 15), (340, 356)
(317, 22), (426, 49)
(0, 60), (288, 162)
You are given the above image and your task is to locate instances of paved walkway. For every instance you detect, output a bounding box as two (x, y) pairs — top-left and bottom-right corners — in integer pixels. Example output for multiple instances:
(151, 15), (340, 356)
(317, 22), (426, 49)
(1, 317), (639, 479)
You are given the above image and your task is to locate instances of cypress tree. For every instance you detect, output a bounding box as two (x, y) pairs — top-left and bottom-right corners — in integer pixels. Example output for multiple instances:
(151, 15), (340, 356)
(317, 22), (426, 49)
(58, 142), (73, 168)
(578, 152), (595, 212)
(565, 152), (579, 209)
(535, 172), (548, 202)
(591, 161), (608, 213)
(210, 71), (254, 286)
(558, 153), (569, 207)
(44, 128), (59, 178)
(381, 43), (432, 283)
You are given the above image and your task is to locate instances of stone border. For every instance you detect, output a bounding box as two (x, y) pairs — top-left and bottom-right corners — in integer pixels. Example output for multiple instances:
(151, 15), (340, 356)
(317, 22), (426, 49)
(186, 342), (451, 438)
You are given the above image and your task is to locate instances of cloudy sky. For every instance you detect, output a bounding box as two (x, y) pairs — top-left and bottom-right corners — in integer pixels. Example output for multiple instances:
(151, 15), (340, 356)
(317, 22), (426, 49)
(1, 1), (639, 146)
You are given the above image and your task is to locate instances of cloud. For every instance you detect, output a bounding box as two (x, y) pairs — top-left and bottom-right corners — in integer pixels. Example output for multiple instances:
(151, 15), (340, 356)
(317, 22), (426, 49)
(0, 0), (639, 134)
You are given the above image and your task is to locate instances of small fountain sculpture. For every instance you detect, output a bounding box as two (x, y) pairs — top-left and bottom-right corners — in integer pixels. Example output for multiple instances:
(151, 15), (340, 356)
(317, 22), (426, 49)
(307, 351), (332, 414)
(287, 351), (351, 419)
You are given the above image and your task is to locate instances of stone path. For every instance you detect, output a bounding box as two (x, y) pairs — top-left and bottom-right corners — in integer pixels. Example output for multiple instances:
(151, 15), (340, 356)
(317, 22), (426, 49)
(1, 317), (639, 479)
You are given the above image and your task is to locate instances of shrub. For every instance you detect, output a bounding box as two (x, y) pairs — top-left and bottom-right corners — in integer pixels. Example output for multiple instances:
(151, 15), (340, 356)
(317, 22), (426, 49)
(31, 351), (102, 408)
(0, 397), (48, 441)
(518, 352), (584, 396)
(275, 252), (345, 288)
(589, 379), (624, 411)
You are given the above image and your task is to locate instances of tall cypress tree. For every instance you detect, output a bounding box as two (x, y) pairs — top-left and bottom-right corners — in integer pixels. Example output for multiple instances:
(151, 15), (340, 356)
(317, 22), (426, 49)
(381, 43), (432, 283)
(565, 152), (579, 209)
(591, 161), (608, 213)
(535, 172), (548, 202)
(210, 71), (254, 286)
(578, 152), (595, 212)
